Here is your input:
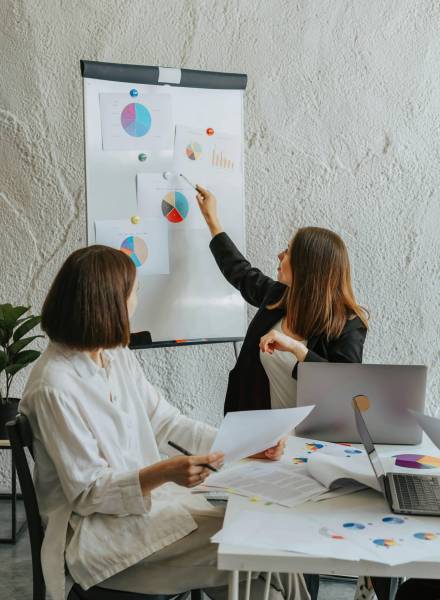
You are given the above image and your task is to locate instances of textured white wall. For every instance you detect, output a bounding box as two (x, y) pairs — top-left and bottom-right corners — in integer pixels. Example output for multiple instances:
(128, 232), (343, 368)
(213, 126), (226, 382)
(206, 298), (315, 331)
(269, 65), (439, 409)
(1, 0), (439, 489)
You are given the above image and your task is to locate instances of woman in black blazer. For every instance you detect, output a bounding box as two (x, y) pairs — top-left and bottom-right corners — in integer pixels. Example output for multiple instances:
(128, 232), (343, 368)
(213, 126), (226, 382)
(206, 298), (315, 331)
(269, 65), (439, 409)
(196, 186), (368, 415)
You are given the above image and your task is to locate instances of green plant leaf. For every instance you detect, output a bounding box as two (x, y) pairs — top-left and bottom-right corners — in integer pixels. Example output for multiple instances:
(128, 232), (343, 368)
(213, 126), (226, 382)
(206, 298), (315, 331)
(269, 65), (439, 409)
(0, 305), (29, 325)
(0, 327), (8, 346)
(12, 349), (41, 365)
(9, 335), (43, 355)
(12, 316), (41, 342)
(0, 350), (7, 372)
(4, 363), (27, 376)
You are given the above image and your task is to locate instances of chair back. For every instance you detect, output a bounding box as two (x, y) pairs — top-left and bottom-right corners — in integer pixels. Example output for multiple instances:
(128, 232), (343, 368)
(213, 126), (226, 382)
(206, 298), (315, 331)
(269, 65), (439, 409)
(7, 414), (46, 600)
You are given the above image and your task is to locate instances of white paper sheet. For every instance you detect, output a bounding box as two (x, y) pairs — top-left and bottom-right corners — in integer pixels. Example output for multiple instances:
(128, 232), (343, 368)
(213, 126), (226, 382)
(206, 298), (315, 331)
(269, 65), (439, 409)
(211, 509), (364, 561)
(99, 93), (173, 152)
(314, 505), (440, 565)
(210, 407), (315, 464)
(137, 172), (205, 230)
(206, 461), (326, 508)
(410, 411), (440, 451)
(95, 218), (169, 275)
(174, 125), (241, 180)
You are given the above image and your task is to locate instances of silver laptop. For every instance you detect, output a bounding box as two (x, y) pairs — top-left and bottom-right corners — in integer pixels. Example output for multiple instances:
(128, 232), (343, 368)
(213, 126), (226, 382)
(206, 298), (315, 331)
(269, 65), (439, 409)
(296, 363), (426, 444)
(354, 397), (440, 516)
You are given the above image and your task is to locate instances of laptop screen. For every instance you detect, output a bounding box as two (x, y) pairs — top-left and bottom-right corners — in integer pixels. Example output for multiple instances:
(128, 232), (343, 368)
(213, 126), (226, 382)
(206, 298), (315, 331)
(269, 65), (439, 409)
(353, 398), (387, 495)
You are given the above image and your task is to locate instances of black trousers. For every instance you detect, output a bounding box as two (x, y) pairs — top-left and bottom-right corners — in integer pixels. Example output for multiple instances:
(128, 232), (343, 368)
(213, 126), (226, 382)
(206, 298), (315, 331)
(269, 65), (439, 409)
(395, 579), (440, 600)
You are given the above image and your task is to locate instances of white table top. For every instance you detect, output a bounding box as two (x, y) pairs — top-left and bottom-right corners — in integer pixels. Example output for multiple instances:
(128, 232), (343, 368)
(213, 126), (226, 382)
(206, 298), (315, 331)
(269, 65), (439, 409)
(217, 436), (440, 579)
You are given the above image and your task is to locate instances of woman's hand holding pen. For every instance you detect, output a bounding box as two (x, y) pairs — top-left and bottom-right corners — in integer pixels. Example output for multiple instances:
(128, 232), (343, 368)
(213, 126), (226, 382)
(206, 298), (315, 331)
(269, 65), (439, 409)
(138, 452), (224, 494)
(195, 185), (224, 238)
(259, 329), (309, 362)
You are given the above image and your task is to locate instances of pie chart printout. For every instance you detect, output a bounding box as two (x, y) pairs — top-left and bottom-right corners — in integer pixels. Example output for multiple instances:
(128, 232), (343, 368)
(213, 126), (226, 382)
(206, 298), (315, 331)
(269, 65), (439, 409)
(120, 103), (152, 137)
(120, 236), (148, 267)
(414, 532), (438, 541)
(161, 192), (190, 223)
(186, 142), (202, 160)
(373, 538), (397, 548)
(394, 454), (440, 469)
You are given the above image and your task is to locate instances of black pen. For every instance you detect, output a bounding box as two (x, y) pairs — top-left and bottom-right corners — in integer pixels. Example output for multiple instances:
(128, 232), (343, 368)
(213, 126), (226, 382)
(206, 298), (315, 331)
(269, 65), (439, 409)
(168, 440), (218, 473)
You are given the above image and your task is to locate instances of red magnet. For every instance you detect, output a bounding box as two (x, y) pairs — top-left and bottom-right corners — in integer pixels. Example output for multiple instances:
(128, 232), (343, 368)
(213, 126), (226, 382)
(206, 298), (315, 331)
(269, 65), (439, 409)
(206, 127), (215, 136)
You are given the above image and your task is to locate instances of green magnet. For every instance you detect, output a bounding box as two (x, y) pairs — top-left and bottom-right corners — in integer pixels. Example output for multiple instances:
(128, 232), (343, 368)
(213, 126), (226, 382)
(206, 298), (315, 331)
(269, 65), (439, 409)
(138, 153), (147, 162)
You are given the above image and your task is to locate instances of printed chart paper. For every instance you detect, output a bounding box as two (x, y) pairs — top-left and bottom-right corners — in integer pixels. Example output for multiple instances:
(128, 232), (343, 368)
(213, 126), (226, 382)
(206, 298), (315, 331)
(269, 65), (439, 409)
(137, 172), (205, 230)
(206, 461), (326, 508)
(174, 125), (241, 179)
(211, 407), (315, 463)
(99, 93), (173, 152)
(211, 509), (363, 561)
(314, 505), (440, 565)
(95, 218), (169, 275)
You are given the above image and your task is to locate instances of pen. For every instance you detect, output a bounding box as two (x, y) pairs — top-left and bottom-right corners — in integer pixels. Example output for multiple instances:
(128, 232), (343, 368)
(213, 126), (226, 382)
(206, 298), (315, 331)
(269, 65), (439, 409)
(179, 173), (198, 190)
(168, 440), (218, 472)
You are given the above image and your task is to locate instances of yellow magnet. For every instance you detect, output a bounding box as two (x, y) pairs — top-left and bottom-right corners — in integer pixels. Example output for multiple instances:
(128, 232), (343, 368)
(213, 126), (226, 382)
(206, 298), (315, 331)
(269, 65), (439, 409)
(131, 215), (141, 225)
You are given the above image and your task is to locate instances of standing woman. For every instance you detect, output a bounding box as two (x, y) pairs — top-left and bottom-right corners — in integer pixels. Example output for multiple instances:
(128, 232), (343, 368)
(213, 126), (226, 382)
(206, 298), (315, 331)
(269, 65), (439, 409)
(196, 186), (368, 414)
(196, 186), (369, 600)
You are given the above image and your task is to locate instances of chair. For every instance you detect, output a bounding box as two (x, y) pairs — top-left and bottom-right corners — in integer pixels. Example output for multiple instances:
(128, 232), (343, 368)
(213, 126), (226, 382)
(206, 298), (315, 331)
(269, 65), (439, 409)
(6, 414), (203, 600)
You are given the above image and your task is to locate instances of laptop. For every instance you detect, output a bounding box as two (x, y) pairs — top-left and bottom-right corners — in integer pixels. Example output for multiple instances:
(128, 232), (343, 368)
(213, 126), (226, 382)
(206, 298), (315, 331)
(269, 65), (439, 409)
(353, 396), (440, 516)
(296, 363), (426, 444)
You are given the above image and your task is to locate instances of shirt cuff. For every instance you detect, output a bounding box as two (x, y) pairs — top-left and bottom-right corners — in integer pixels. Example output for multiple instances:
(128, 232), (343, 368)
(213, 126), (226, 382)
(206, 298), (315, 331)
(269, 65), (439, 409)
(118, 469), (151, 514)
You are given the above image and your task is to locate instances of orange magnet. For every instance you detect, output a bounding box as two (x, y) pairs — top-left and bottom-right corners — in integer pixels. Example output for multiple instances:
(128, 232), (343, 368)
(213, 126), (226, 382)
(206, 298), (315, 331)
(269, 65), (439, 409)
(206, 127), (215, 136)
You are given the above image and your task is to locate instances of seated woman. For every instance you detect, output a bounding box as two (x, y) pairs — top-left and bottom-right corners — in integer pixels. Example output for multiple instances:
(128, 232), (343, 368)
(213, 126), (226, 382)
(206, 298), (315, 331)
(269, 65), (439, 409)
(20, 244), (302, 600)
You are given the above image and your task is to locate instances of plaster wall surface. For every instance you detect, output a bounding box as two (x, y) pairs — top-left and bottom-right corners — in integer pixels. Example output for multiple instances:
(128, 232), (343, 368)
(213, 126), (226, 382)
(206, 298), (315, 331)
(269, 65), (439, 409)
(0, 0), (439, 488)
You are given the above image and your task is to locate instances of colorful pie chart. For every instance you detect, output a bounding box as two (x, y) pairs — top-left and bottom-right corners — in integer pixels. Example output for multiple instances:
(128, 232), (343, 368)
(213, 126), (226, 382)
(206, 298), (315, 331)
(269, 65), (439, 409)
(343, 522), (366, 530)
(394, 454), (440, 469)
(161, 191), (189, 223)
(414, 532), (438, 541)
(120, 236), (148, 267)
(382, 516), (405, 525)
(292, 457), (308, 465)
(186, 142), (202, 160)
(373, 538), (397, 548)
(319, 527), (345, 540)
(305, 443), (325, 453)
(121, 103), (152, 137)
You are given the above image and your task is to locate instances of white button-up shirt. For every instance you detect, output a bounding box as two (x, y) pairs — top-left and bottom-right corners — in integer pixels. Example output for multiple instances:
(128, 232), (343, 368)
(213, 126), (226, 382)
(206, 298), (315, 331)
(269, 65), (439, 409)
(19, 342), (217, 600)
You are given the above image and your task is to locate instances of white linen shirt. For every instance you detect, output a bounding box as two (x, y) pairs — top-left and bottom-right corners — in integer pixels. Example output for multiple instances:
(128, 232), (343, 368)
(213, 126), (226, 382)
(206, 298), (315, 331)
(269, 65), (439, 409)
(19, 342), (217, 600)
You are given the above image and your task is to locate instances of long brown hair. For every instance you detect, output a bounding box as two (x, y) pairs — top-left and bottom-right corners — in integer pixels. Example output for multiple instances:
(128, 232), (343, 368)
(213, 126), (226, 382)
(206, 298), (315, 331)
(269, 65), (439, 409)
(41, 245), (136, 350)
(272, 227), (368, 339)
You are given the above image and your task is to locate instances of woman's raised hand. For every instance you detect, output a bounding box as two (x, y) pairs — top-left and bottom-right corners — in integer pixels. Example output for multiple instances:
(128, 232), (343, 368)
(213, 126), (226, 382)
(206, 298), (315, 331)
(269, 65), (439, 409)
(195, 185), (223, 237)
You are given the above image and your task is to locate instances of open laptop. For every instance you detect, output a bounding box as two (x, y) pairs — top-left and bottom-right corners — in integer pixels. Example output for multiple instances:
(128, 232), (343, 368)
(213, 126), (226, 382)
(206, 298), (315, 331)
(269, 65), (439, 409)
(353, 396), (440, 516)
(296, 363), (427, 444)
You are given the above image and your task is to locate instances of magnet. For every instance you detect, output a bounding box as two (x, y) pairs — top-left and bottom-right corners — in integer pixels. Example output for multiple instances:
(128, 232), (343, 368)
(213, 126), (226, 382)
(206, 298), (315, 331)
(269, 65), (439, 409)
(131, 215), (141, 225)
(206, 127), (214, 136)
(130, 89), (138, 97)
(138, 153), (147, 162)
(163, 171), (173, 180)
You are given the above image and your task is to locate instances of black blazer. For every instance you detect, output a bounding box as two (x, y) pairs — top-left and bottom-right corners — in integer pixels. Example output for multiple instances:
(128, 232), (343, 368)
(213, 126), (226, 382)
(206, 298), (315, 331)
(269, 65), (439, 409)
(210, 232), (368, 414)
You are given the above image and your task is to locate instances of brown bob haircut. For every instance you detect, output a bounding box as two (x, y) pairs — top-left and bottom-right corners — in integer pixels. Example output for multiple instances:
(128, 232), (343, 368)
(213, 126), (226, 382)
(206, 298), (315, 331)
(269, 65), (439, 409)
(272, 227), (368, 340)
(41, 245), (136, 350)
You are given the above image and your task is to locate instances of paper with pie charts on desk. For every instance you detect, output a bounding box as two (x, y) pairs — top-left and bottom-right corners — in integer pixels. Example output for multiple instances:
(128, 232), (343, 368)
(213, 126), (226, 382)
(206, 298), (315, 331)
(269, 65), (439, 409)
(210, 406), (315, 464)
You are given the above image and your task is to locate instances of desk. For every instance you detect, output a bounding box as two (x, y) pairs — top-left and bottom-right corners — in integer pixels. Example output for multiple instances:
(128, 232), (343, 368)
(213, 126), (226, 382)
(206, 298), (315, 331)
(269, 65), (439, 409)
(217, 437), (440, 600)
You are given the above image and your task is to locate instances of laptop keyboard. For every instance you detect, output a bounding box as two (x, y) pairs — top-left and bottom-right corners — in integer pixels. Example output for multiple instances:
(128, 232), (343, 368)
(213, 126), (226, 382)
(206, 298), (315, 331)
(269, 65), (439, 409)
(392, 474), (440, 512)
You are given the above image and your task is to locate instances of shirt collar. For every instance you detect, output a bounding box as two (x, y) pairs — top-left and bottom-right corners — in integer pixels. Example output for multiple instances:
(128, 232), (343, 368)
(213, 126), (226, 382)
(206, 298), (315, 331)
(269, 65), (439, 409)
(48, 342), (117, 378)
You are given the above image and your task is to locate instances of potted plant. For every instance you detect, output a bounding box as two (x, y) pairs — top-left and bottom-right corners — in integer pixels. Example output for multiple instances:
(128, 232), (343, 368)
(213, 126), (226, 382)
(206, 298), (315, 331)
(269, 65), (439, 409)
(0, 304), (42, 439)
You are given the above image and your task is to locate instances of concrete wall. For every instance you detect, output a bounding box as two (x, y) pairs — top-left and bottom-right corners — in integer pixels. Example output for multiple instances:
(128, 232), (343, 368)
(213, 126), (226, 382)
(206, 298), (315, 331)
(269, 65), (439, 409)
(1, 0), (439, 489)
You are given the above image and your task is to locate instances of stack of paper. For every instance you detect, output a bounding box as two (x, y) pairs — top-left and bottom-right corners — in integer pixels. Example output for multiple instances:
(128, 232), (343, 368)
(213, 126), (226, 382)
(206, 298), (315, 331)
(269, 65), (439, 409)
(213, 504), (440, 566)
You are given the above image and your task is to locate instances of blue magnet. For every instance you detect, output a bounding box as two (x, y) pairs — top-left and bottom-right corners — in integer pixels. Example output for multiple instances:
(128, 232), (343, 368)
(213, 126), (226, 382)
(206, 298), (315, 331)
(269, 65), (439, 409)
(130, 89), (138, 97)
(138, 153), (147, 162)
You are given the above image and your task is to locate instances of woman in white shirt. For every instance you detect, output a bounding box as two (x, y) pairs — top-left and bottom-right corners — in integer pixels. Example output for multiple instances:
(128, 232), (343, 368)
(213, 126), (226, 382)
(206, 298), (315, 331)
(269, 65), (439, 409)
(20, 245), (301, 600)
